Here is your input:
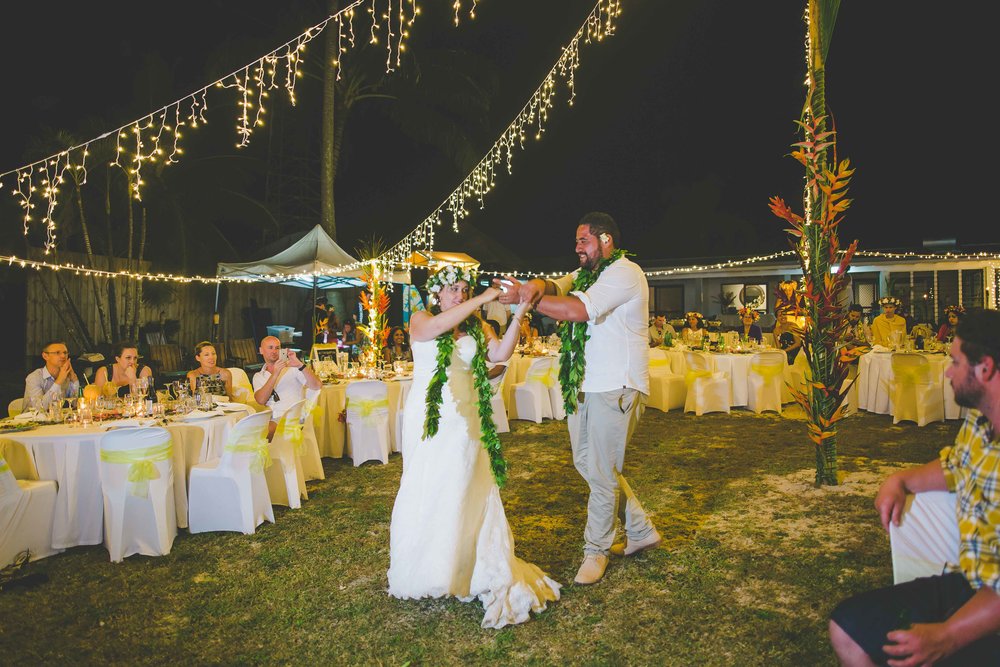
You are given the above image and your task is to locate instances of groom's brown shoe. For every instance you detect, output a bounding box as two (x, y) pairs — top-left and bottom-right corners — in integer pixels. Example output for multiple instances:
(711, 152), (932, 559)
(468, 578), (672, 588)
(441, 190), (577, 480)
(609, 529), (662, 557)
(573, 554), (608, 585)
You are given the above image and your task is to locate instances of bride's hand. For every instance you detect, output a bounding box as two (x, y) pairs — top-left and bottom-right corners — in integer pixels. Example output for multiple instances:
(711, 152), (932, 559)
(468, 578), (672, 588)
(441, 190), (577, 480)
(514, 299), (533, 318)
(480, 286), (501, 302)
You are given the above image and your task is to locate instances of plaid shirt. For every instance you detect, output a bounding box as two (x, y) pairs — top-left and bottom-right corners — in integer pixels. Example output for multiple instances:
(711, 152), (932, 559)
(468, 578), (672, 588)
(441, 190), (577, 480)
(940, 409), (1000, 592)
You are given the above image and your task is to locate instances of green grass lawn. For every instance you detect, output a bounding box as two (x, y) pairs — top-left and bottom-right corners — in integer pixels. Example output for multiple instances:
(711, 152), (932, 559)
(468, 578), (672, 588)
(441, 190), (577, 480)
(0, 409), (952, 665)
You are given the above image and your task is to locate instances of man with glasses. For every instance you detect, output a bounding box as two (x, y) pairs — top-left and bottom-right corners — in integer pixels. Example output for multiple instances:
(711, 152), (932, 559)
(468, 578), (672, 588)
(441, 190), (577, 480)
(24, 339), (79, 410)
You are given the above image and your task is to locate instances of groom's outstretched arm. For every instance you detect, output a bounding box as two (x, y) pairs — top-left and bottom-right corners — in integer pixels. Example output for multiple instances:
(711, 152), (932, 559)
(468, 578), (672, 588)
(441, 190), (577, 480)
(495, 275), (588, 323)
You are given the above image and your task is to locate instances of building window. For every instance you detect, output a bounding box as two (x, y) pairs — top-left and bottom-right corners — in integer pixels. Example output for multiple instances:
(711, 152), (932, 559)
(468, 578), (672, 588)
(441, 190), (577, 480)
(652, 285), (684, 318)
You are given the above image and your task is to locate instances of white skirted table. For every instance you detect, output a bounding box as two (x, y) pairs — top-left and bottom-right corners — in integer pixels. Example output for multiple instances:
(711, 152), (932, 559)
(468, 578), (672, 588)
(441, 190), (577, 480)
(857, 351), (959, 419)
(313, 378), (412, 459)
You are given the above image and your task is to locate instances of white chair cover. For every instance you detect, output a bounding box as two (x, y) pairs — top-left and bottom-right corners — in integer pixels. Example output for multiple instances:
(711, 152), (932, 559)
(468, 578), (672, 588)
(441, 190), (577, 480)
(890, 491), (959, 585)
(188, 410), (275, 534)
(229, 367), (265, 411)
(345, 381), (391, 466)
(0, 456), (58, 566)
(489, 371), (510, 434)
(8, 398), (24, 418)
(299, 387), (326, 481)
(890, 353), (944, 427)
(265, 399), (309, 507)
(647, 357), (686, 412)
(683, 351), (730, 416)
(511, 356), (555, 424)
(98, 427), (177, 563)
(762, 332), (776, 348)
(784, 348), (810, 400)
(747, 351), (786, 414)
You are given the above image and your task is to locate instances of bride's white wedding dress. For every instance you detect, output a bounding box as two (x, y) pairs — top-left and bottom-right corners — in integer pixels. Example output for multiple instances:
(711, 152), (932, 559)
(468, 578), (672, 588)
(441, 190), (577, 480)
(388, 335), (560, 629)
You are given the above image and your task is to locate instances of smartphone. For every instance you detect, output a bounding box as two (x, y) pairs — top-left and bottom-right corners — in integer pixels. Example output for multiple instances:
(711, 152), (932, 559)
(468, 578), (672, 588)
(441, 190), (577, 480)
(279, 349), (289, 362)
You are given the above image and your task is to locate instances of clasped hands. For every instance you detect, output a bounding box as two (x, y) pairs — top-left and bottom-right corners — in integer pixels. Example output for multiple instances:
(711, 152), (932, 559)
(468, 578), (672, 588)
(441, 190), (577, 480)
(491, 276), (543, 308)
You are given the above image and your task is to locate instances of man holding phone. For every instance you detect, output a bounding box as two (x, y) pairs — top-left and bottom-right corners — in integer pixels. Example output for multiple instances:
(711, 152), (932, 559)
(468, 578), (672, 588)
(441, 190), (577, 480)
(253, 335), (322, 440)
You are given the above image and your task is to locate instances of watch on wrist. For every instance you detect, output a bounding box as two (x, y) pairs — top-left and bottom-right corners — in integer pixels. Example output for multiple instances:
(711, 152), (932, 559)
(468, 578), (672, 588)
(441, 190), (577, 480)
(298, 363), (307, 371)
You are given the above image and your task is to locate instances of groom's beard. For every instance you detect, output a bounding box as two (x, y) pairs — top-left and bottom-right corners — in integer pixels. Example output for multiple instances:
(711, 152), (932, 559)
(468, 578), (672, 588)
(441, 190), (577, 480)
(578, 251), (600, 271)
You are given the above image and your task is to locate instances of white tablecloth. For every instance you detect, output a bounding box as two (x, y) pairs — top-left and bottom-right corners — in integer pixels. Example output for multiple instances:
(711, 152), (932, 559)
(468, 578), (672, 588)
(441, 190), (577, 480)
(857, 351), (960, 419)
(1, 408), (251, 548)
(661, 349), (761, 407)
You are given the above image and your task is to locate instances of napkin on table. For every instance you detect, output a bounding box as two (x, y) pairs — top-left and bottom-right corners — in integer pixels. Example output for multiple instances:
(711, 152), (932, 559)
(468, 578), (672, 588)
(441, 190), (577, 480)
(870, 345), (890, 353)
(11, 410), (44, 423)
(180, 409), (225, 421)
(101, 418), (157, 430)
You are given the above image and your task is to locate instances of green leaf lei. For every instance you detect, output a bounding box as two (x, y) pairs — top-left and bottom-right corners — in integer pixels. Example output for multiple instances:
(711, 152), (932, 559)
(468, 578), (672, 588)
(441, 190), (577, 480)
(422, 315), (509, 488)
(557, 248), (628, 414)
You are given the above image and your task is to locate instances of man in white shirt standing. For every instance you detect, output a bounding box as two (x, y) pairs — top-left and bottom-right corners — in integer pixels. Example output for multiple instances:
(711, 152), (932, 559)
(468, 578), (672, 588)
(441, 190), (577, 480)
(23, 339), (79, 410)
(499, 212), (661, 585)
(253, 336), (322, 440)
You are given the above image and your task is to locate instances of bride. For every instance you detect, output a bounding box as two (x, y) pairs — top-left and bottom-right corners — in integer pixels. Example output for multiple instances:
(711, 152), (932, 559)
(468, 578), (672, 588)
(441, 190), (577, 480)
(388, 265), (561, 628)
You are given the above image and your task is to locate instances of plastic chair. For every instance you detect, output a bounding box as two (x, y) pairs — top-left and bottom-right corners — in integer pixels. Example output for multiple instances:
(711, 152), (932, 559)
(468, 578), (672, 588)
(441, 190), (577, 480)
(265, 399), (309, 507)
(683, 351), (730, 416)
(511, 356), (555, 424)
(345, 381), (391, 466)
(188, 410), (275, 534)
(298, 388), (326, 481)
(647, 355), (686, 412)
(890, 353), (944, 427)
(489, 369), (510, 434)
(98, 427), (177, 563)
(7, 398), (24, 418)
(889, 491), (958, 584)
(0, 456), (58, 566)
(747, 351), (786, 414)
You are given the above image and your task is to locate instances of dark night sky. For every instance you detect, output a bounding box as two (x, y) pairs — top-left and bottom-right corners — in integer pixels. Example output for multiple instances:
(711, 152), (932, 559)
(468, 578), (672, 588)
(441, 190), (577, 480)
(0, 1), (993, 273)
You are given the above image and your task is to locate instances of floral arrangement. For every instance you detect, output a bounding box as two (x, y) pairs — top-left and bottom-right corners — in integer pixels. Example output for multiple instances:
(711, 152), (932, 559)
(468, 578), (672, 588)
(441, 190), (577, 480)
(878, 296), (902, 309)
(943, 305), (965, 317)
(357, 261), (391, 358)
(426, 264), (477, 304)
(737, 307), (760, 321)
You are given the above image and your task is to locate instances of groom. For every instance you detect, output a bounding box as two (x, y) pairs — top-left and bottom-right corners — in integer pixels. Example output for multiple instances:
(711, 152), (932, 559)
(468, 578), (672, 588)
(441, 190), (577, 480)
(499, 212), (661, 585)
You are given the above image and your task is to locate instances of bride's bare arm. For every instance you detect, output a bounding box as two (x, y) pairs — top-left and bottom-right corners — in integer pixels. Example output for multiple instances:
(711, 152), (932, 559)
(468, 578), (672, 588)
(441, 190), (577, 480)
(486, 301), (531, 363)
(409, 287), (502, 342)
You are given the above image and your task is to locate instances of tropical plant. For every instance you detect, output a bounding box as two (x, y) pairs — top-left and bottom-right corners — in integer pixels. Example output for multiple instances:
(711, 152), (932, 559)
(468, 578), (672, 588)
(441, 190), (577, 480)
(768, 0), (858, 486)
(355, 238), (391, 360)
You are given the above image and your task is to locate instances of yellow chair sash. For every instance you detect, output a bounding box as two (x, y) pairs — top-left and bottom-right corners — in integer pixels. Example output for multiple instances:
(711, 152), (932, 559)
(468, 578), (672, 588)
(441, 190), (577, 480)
(276, 416), (305, 454)
(894, 364), (931, 385)
(685, 369), (713, 386)
(0, 459), (10, 475)
(100, 439), (173, 498)
(346, 397), (389, 428)
(305, 399), (324, 427)
(649, 358), (670, 368)
(526, 367), (556, 388)
(751, 363), (785, 382)
(225, 432), (272, 473)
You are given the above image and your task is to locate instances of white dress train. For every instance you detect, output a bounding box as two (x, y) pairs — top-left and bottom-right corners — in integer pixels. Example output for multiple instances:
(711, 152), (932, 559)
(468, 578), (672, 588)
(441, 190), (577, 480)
(387, 336), (560, 629)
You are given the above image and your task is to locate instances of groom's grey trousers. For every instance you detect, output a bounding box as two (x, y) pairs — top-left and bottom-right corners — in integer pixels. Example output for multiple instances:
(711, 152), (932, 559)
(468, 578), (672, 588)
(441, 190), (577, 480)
(568, 387), (657, 556)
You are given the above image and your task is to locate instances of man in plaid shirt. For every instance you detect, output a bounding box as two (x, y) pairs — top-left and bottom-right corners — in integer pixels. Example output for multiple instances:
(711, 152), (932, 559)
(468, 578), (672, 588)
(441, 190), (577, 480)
(829, 308), (1000, 666)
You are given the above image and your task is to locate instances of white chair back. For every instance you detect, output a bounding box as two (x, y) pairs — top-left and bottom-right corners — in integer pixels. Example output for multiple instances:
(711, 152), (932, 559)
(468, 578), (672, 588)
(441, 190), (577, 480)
(345, 380), (391, 466)
(649, 348), (668, 361)
(891, 353), (933, 385)
(7, 398), (24, 418)
(228, 367), (256, 404)
(523, 356), (556, 387)
(750, 351), (787, 375)
(221, 409), (273, 471)
(684, 351), (714, 375)
(0, 456), (21, 497)
(99, 427), (174, 497)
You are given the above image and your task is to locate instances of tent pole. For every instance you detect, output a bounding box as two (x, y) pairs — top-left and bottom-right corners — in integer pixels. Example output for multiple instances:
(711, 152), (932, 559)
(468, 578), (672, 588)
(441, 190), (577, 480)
(310, 275), (318, 356)
(212, 282), (221, 343)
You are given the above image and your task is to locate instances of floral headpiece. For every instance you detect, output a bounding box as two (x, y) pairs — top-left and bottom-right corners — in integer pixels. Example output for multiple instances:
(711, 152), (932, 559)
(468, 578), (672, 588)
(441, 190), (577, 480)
(779, 279), (799, 289)
(685, 311), (703, 321)
(943, 304), (965, 316)
(879, 296), (902, 309)
(426, 264), (477, 304)
(737, 307), (760, 321)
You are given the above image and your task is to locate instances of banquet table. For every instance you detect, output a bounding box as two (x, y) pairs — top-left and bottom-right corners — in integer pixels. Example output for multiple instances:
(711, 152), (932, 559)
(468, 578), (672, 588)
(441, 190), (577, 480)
(857, 351), (960, 419)
(0, 407), (251, 549)
(313, 377), (412, 459)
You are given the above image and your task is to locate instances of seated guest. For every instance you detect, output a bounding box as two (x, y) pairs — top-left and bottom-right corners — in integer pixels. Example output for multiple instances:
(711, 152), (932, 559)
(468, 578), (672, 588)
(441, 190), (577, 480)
(648, 312), (676, 347)
(382, 326), (413, 364)
(339, 319), (362, 361)
(94, 341), (153, 399)
(840, 303), (871, 352)
(252, 336), (322, 440)
(871, 296), (908, 347)
(778, 329), (803, 365)
(187, 341), (234, 399)
(518, 312), (539, 344)
(937, 304), (964, 343)
(681, 311), (706, 344)
(24, 339), (79, 410)
(829, 308), (1000, 666)
(736, 307), (763, 344)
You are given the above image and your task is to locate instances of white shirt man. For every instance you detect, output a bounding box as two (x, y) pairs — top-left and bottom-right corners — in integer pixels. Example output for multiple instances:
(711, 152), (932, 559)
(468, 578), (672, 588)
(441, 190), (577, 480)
(252, 336), (321, 436)
(23, 340), (79, 410)
(648, 315), (676, 348)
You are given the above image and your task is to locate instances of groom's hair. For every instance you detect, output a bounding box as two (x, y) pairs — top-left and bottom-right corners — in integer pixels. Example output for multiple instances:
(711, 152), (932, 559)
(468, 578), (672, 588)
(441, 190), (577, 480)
(578, 211), (620, 247)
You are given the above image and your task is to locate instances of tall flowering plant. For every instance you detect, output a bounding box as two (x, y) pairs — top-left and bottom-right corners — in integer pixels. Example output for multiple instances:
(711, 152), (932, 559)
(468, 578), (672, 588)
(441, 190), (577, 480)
(357, 260), (391, 361)
(767, 0), (859, 487)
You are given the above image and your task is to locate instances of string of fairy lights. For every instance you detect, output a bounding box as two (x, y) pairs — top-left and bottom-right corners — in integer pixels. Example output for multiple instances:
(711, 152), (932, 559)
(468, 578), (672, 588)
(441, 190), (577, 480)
(0, 0), (485, 254)
(4, 247), (999, 289)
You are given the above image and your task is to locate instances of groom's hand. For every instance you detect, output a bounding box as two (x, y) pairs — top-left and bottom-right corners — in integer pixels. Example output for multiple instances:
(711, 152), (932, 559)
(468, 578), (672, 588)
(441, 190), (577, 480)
(517, 278), (545, 307)
(494, 276), (522, 305)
